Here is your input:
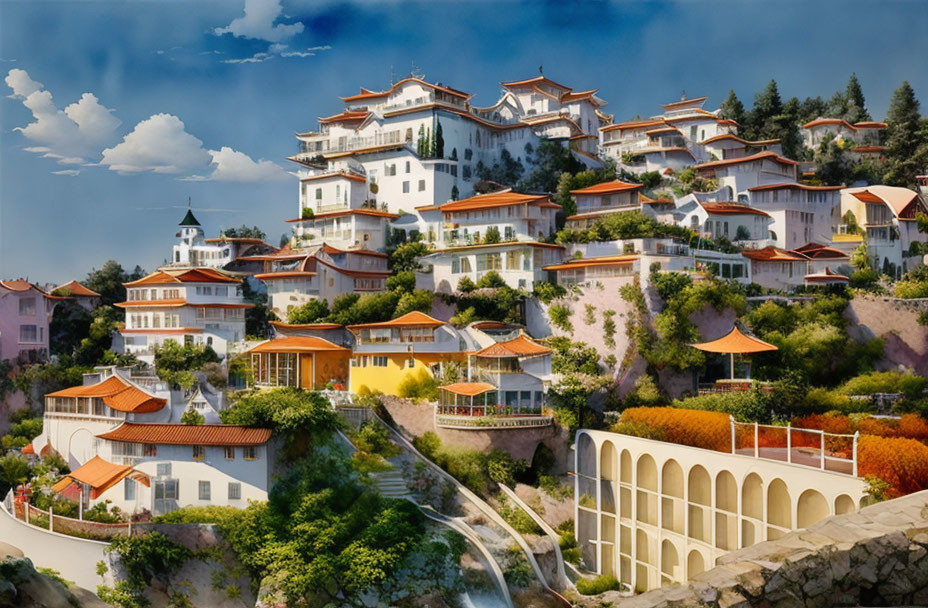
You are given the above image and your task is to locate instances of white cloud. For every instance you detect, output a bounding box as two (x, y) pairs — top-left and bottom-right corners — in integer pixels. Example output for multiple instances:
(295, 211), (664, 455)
(222, 52), (274, 64)
(52, 169), (80, 176)
(280, 50), (315, 58)
(6, 69), (121, 164)
(206, 146), (289, 182)
(100, 113), (213, 174)
(6, 69), (42, 98)
(214, 0), (304, 43)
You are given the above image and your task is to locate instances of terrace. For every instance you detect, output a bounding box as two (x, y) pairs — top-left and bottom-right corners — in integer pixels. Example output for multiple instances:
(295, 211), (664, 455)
(434, 382), (552, 429)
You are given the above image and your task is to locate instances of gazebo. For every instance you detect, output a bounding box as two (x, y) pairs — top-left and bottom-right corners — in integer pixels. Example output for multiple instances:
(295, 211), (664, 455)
(691, 325), (778, 389)
(437, 382), (498, 417)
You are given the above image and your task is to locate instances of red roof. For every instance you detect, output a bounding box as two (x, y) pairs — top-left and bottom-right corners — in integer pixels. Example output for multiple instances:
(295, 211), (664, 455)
(321, 245), (388, 258)
(299, 171), (367, 183)
(97, 423), (272, 446)
(54, 280), (100, 297)
(748, 183), (843, 192)
(439, 190), (556, 213)
(475, 335), (552, 358)
(115, 300), (253, 309)
(439, 382), (496, 397)
(694, 151), (799, 171)
(501, 76), (572, 91)
(792, 242), (849, 260)
(700, 134), (780, 146)
(660, 96), (708, 111)
(249, 336), (349, 353)
(347, 311), (445, 331)
(46, 375), (166, 414)
(702, 203), (772, 218)
(741, 246), (806, 262)
(124, 268), (240, 287)
(570, 180), (642, 196)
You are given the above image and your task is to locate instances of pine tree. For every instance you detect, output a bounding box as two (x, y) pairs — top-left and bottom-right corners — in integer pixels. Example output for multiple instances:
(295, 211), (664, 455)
(798, 96), (827, 125)
(883, 81), (928, 186)
(718, 90), (745, 126)
(779, 97), (805, 159)
(748, 80), (783, 140)
(826, 90), (847, 120)
(844, 73), (870, 123)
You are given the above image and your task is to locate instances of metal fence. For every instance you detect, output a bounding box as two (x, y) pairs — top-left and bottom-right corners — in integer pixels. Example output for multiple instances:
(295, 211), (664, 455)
(731, 418), (858, 476)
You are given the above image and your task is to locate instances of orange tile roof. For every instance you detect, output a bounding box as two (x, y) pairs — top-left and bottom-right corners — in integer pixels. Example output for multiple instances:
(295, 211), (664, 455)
(439, 382), (497, 397)
(204, 237), (272, 245)
(46, 375), (166, 413)
(702, 203), (772, 218)
(570, 180), (642, 196)
(321, 245), (388, 258)
(97, 423), (272, 446)
(439, 190), (552, 212)
(318, 111), (370, 124)
(700, 134), (780, 146)
(269, 321), (343, 330)
(646, 126), (682, 136)
(313, 258), (391, 278)
(475, 335), (552, 358)
(740, 246), (806, 262)
(543, 254), (639, 272)
(600, 119), (664, 133)
(54, 280), (100, 297)
(853, 121), (887, 129)
(792, 242), (848, 259)
(805, 268), (849, 283)
(124, 268), (240, 286)
(249, 336), (349, 353)
(254, 271), (317, 280)
(299, 171), (367, 183)
(51, 456), (149, 499)
(115, 300), (254, 309)
(748, 183), (843, 192)
(286, 208), (399, 222)
(347, 311), (445, 330)
(802, 118), (855, 130)
(660, 96), (708, 110)
(340, 77), (471, 102)
(693, 151), (799, 171)
(118, 327), (203, 335)
(691, 326), (778, 354)
(501, 76), (571, 91)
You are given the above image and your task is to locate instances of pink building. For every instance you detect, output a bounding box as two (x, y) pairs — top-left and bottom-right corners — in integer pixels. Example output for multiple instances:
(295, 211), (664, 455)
(0, 280), (65, 364)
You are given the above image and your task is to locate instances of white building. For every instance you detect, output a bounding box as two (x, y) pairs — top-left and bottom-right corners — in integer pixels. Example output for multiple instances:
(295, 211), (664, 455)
(116, 268), (251, 363)
(745, 183), (843, 250)
(675, 200), (773, 246)
(288, 75), (609, 217)
(253, 244), (391, 321)
(565, 180), (644, 230)
(692, 152), (800, 201)
(414, 190), (564, 292)
(169, 209), (277, 274)
(802, 118), (886, 150)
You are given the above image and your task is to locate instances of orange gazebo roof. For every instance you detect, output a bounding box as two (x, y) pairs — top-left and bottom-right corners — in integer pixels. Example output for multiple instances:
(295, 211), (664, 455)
(691, 326), (777, 354)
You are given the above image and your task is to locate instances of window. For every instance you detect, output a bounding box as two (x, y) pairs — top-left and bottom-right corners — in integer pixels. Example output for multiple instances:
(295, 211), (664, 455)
(19, 325), (38, 343)
(418, 179), (426, 192)
(402, 181), (410, 194)
(243, 446), (257, 461)
(405, 161), (411, 173)
(224, 447), (235, 460)
(157, 463), (172, 476)
(228, 482), (242, 500)
(124, 478), (136, 501)
(154, 480), (178, 500)
(193, 446), (206, 461)
(143, 444), (157, 457)
(198, 480), (211, 500)
(18, 297), (36, 316)
(373, 356), (388, 367)
(315, 188), (322, 200)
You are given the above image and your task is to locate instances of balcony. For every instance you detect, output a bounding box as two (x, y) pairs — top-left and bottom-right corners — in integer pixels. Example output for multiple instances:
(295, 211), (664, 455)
(435, 412), (553, 430)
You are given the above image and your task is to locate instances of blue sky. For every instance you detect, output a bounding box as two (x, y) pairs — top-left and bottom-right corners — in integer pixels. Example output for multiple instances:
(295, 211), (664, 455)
(2, 0), (927, 284)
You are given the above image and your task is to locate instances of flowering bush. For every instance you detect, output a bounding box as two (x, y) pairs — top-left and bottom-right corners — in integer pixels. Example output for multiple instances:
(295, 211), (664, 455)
(614, 407), (731, 452)
(858, 435), (928, 498)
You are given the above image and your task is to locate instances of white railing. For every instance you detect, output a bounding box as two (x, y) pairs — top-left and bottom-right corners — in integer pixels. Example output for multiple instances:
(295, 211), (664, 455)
(435, 413), (552, 429)
(730, 417), (858, 476)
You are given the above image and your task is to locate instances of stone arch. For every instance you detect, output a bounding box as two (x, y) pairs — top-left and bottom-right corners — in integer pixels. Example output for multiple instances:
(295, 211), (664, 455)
(660, 539), (680, 580)
(687, 465), (711, 506)
(577, 433), (596, 477)
(742, 473), (763, 519)
(797, 489), (830, 528)
(636, 454), (657, 491)
(601, 441), (617, 482)
(767, 478), (792, 529)
(661, 459), (684, 498)
(687, 550), (705, 579)
(716, 471), (737, 513)
(835, 494), (855, 515)
(620, 450), (632, 484)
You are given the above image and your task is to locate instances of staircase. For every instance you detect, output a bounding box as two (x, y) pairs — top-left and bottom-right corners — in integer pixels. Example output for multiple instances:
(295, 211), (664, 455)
(371, 468), (410, 499)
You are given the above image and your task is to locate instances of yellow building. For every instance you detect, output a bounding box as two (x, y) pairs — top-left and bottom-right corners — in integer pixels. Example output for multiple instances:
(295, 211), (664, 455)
(345, 312), (469, 396)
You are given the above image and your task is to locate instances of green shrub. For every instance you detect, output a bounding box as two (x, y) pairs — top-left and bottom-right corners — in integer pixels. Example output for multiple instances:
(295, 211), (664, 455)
(497, 496), (541, 535)
(503, 547), (533, 587)
(837, 371), (928, 398)
(351, 451), (393, 474)
(476, 271), (507, 289)
(545, 336), (602, 375)
(672, 389), (770, 423)
(153, 505), (241, 525)
(549, 304), (573, 332)
(107, 532), (193, 588)
(180, 408), (204, 425)
(484, 226), (501, 244)
(584, 304), (596, 325)
(602, 309), (617, 349)
(386, 271), (416, 293)
(533, 281), (566, 304)
(538, 475), (572, 499)
(576, 574), (621, 595)
(457, 276), (477, 293)
(352, 421), (401, 458)
(397, 368), (439, 401)
(486, 451), (527, 486)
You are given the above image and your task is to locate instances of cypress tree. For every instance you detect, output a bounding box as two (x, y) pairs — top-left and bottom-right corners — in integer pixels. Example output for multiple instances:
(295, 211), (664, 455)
(718, 90), (746, 127)
(883, 81), (928, 186)
(417, 124), (426, 157)
(434, 120), (444, 158)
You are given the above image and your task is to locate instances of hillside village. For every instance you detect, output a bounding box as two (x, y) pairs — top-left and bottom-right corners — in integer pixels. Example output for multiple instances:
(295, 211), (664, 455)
(3, 71), (928, 607)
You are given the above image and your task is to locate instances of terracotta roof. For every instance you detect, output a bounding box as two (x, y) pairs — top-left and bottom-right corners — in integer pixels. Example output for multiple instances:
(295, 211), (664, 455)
(124, 268), (240, 287)
(792, 242), (849, 259)
(470, 321), (510, 330)
(318, 111), (370, 124)
(805, 268), (850, 283)
(661, 96), (708, 111)
(54, 280), (100, 297)
(249, 336), (349, 353)
(543, 254), (639, 272)
(21, 443), (34, 455)
(321, 245), (388, 258)
(51, 456), (149, 499)
(475, 335), (552, 358)
(46, 375), (166, 413)
(851, 146), (886, 153)
(569, 180), (642, 196)
(700, 134), (780, 146)
(847, 186), (923, 218)
(340, 77), (470, 103)
(347, 311), (445, 330)
(691, 326), (778, 354)
(601, 119), (665, 133)
(701, 203), (772, 218)
(204, 237), (271, 245)
(639, 194), (673, 204)
(269, 321), (343, 330)
(97, 423), (272, 446)
(313, 258), (391, 278)
(286, 208), (399, 222)
(748, 183), (843, 192)
(501, 76), (571, 91)
(740, 246), (806, 262)
(439, 190), (553, 212)
(299, 171), (367, 183)
(693, 151), (799, 171)
(803, 118), (856, 130)
(439, 382), (496, 397)
(318, 143), (408, 160)
(645, 126), (682, 136)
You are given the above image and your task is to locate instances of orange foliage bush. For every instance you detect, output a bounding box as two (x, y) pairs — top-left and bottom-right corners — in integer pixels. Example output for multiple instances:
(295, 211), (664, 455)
(857, 414), (928, 442)
(792, 414), (854, 435)
(617, 407), (731, 452)
(858, 435), (928, 498)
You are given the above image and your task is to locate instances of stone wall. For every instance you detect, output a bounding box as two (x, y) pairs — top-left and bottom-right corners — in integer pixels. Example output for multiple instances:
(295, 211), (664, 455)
(379, 396), (569, 471)
(591, 489), (928, 608)
(846, 296), (928, 376)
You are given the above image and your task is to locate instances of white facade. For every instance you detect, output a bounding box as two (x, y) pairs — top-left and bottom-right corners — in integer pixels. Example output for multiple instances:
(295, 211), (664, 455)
(693, 152), (799, 201)
(802, 119), (886, 149)
(746, 184), (843, 250)
(419, 242), (565, 293)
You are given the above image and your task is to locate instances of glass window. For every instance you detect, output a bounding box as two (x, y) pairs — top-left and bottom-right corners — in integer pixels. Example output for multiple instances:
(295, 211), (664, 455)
(418, 179), (426, 192)
(193, 446), (206, 461)
(402, 181), (410, 194)
(157, 463), (172, 476)
(19, 325), (38, 343)
(198, 481), (211, 501)
(124, 478), (136, 501)
(18, 297), (36, 316)
(228, 482), (242, 500)
(243, 446), (258, 460)
(224, 447), (235, 460)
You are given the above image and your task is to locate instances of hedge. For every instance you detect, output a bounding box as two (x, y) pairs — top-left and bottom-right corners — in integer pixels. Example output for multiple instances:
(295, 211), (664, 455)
(613, 407), (731, 452)
(858, 435), (928, 498)
(792, 413), (928, 443)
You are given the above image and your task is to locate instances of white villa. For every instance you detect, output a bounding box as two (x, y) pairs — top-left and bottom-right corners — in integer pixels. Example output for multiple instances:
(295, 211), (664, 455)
(802, 118), (886, 150)
(414, 190), (565, 292)
(745, 183), (843, 250)
(692, 152), (800, 202)
(565, 180), (644, 230)
(116, 267), (251, 363)
(169, 209), (277, 274)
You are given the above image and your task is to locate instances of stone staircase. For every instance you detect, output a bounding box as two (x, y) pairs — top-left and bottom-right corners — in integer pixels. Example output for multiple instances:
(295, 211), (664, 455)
(371, 468), (410, 499)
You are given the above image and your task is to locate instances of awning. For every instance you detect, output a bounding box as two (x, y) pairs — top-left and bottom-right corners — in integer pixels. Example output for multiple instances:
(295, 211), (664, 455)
(439, 382), (496, 397)
(691, 326), (778, 354)
(51, 456), (150, 500)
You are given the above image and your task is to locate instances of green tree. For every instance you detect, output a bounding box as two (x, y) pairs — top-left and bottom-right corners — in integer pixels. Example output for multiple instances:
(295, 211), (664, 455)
(287, 298), (330, 324)
(883, 81), (928, 187)
(389, 241), (429, 272)
(84, 261), (145, 307)
(843, 73), (871, 123)
(519, 139), (583, 193)
(484, 226), (501, 244)
(180, 409), (205, 425)
(798, 96), (827, 125)
(433, 120), (444, 158)
(241, 279), (276, 339)
(0, 453), (31, 494)
(222, 225), (266, 240)
(718, 89), (745, 126)
(813, 134), (854, 186)
(747, 79), (783, 138)
(417, 124), (427, 157)
(153, 341), (220, 389)
(476, 149), (524, 187)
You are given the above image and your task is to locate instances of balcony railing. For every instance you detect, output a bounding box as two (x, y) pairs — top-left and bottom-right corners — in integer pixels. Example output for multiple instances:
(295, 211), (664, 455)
(435, 413), (552, 430)
(732, 418), (858, 476)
